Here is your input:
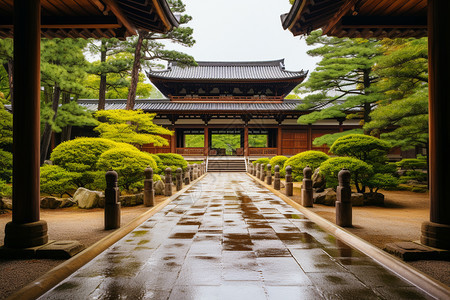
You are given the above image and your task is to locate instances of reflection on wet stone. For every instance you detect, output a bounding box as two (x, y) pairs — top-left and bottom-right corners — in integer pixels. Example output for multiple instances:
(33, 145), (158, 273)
(40, 173), (430, 300)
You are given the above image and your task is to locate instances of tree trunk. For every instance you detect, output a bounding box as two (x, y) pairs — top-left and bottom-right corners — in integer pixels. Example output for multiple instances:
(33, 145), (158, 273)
(362, 68), (372, 133)
(40, 84), (61, 165)
(61, 92), (72, 142)
(126, 32), (144, 110)
(98, 39), (107, 111)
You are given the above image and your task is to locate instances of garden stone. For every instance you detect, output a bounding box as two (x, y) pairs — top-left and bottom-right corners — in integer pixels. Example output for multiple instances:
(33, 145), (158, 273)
(43, 160), (53, 165)
(313, 188), (337, 206)
(154, 180), (165, 195)
(119, 193), (144, 207)
(0, 198), (12, 210)
(351, 193), (364, 206)
(363, 192), (385, 206)
(60, 198), (76, 208)
(73, 187), (104, 209)
(312, 167), (326, 192)
(160, 175), (165, 182)
(40, 197), (62, 209)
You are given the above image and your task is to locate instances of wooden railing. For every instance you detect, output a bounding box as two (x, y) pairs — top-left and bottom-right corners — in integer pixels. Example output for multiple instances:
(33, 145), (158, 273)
(176, 148), (204, 156)
(248, 148), (278, 156)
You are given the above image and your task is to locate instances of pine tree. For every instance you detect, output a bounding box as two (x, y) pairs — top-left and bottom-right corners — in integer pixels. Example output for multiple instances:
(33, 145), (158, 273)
(296, 30), (382, 129)
(0, 39), (13, 101)
(364, 38), (428, 150)
(126, 0), (196, 109)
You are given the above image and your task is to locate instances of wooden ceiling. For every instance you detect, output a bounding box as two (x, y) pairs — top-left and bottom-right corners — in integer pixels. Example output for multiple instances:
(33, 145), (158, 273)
(282, 0), (427, 38)
(0, 0), (179, 39)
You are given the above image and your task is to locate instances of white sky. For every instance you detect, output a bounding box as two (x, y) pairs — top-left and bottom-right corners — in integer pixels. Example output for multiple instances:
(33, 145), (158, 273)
(163, 0), (319, 74)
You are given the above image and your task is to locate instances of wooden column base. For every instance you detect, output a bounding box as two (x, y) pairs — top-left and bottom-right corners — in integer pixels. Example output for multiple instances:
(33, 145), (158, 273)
(4, 220), (48, 248)
(421, 221), (450, 250)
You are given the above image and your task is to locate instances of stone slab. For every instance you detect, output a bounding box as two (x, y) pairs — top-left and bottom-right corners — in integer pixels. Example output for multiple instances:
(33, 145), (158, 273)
(384, 241), (449, 261)
(0, 240), (84, 259)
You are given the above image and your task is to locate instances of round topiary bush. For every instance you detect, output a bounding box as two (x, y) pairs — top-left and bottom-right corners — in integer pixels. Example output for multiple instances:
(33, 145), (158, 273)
(329, 134), (390, 164)
(252, 158), (270, 170)
(269, 156), (288, 175)
(40, 164), (79, 197)
(320, 157), (372, 191)
(284, 151), (329, 181)
(97, 148), (157, 191)
(156, 153), (188, 174)
(50, 138), (119, 172)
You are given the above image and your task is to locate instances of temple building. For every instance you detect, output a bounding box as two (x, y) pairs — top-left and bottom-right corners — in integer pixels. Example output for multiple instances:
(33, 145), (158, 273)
(79, 59), (361, 158)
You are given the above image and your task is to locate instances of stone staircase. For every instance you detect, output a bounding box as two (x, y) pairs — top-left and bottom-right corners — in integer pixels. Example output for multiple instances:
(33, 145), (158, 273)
(207, 157), (247, 172)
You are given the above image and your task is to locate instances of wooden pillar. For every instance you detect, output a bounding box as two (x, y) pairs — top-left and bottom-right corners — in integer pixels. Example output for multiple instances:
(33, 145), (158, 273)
(277, 126), (282, 155)
(421, 0), (450, 250)
(307, 125), (312, 150)
(244, 125), (249, 157)
(171, 127), (176, 154)
(4, 0), (49, 249)
(204, 126), (209, 156)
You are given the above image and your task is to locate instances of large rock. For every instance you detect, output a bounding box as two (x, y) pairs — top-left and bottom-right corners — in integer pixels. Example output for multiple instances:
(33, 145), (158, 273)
(363, 192), (385, 206)
(0, 197), (12, 210)
(40, 197), (63, 209)
(312, 167), (326, 192)
(351, 193), (364, 206)
(73, 187), (104, 209)
(313, 188), (337, 206)
(154, 180), (165, 195)
(60, 198), (76, 208)
(120, 193), (144, 206)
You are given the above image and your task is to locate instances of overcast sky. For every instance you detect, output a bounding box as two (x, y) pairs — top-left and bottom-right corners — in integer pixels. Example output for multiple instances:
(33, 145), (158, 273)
(164, 0), (320, 74)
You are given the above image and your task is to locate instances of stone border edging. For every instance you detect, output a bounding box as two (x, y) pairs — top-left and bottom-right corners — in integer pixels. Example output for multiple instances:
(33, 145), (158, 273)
(7, 174), (207, 300)
(246, 173), (450, 300)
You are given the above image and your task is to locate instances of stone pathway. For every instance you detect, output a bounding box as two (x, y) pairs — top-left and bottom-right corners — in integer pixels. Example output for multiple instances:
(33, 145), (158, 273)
(40, 173), (431, 300)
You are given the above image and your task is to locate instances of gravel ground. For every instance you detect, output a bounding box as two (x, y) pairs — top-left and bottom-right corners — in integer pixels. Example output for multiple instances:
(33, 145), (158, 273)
(0, 187), (448, 299)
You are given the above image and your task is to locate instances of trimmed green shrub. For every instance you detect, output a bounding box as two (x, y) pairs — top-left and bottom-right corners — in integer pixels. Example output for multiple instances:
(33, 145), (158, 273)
(148, 154), (162, 173)
(156, 153), (188, 173)
(252, 158), (270, 171)
(97, 148), (157, 191)
(40, 165), (79, 197)
(0, 179), (12, 198)
(330, 134), (391, 165)
(396, 158), (427, 171)
(284, 151), (329, 181)
(320, 157), (372, 192)
(366, 173), (399, 192)
(129, 174), (161, 193)
(269, 156), (288, 175)
(0, 149), (12, 183)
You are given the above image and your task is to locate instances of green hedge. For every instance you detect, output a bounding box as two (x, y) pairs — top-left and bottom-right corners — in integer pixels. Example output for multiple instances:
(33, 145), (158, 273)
(320, 157), (372, 190)
(269, 156), (288, 175)
(156, 153), (188, 174)
(97, 148), (157, 191)
(284, 151), (329, 181)
(40, 165), (79, 197)
(0, 179), (11, 198)
(252, 158), (270, 171)
(0, 149), (12, 183)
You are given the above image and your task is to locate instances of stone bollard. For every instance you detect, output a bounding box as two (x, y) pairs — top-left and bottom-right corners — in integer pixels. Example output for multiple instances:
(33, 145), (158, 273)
(194, 164), (199, 180)
(165, 167), (172, 196)
(144, 167), (154, 207)
(185, 165), (191, 185)
(266, 164), (272, 185)
(261, 164), (266, 181)
(105, 170), (121, 230)
(251, 163), (256, 176)
(301, 166), (313, 207)
(248, 163), (252, 174)
(176, 168), (183, 191)
(285, 165), (293, 196)
(336, 169), (352, 227)
(189, 164), (194, 181)
(274, 165), (281, 190)
(255, 163), (260, 178)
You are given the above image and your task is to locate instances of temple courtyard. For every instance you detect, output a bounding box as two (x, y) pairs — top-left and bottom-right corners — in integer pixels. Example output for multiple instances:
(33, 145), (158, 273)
(0, 173), (439, 299)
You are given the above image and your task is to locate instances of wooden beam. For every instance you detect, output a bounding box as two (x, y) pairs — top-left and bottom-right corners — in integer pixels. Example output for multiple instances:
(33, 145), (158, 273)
(323, 0), (359, 35)
(102, 0), (136, 35)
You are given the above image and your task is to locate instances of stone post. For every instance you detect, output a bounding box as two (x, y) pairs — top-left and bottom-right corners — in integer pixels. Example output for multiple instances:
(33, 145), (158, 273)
(165, 167), (172, 197)
(336, 169), (352, 227)
(248, 163), (252, 174)
(105, 170), (121, 230)
(185, 165), (191, 185)
(261, 164), (266, 181)
(274, 165), (281, 190)
(285, 166), (293, 196)
(189, 164), (194, 181)
(194, 164), (199, 180)
(176, 168), (183, 191)
(144, 167), (154, 207)
(266, 164), (272, 185)
(255, 163), (260, 178)
(301, 166), (313, 207)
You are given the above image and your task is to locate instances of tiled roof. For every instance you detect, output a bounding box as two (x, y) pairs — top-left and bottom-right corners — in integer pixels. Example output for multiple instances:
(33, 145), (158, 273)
(77, 99), (303, 112)
(146, 59), (307, 81)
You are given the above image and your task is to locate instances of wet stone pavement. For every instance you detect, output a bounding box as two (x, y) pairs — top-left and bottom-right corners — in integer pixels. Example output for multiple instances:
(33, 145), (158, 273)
(40, 173), (431, 300)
